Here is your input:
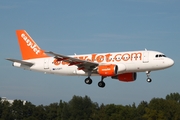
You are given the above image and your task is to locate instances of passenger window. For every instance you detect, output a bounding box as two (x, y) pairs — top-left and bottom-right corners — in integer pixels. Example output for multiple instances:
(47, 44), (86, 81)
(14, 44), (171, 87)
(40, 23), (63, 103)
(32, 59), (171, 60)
(155, 55), (158, 57)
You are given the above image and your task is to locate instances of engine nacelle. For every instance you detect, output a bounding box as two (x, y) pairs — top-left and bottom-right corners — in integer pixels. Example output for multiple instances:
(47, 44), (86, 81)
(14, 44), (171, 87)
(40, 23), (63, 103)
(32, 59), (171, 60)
(111, 73), (137, 82)
(98, 64), (118, 76)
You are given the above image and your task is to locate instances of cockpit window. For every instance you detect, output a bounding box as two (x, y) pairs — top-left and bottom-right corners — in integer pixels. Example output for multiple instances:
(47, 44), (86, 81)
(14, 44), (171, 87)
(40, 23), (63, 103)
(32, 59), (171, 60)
(155, 54), (166, 58)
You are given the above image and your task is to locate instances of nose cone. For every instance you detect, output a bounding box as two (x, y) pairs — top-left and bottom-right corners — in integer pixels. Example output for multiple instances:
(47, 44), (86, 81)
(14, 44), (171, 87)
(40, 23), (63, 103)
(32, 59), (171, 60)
(166, 58), (174, 68)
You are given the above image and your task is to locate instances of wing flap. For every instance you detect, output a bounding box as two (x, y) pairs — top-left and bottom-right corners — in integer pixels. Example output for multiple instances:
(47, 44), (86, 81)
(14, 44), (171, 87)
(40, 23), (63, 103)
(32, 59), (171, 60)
(6, 58), (34, 67)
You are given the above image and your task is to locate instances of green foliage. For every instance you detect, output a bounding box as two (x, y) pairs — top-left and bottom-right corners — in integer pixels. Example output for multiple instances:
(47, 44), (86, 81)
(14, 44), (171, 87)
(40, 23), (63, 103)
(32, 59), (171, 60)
(68, 95), (94, 120)
(166, 92), (180, 103)
(1, 93), (180, 119)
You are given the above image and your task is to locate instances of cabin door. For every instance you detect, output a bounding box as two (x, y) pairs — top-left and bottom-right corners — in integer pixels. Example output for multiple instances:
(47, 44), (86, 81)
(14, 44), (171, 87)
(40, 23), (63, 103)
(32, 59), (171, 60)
(44, 59), (49, 69)
(143, 51), (149, 63)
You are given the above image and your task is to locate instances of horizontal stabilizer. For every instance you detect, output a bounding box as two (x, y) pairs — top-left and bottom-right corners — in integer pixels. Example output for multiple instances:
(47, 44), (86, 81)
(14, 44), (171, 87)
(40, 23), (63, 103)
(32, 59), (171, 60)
(6, 58), (34, 67)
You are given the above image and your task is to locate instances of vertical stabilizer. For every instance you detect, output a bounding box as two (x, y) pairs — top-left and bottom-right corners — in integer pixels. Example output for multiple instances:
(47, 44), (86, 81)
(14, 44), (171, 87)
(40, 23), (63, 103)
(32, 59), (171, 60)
(16, 30), (49, 60)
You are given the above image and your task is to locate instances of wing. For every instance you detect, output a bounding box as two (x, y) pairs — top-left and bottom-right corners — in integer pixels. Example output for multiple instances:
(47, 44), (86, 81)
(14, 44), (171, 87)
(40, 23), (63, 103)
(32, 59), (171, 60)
(46, 51), (99, 72)
(6, 58), (34, 67)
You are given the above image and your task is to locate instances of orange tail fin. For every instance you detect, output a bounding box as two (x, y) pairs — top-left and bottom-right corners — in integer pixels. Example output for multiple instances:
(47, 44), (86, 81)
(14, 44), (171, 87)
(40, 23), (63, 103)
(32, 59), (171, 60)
(16, 30), (49, 60)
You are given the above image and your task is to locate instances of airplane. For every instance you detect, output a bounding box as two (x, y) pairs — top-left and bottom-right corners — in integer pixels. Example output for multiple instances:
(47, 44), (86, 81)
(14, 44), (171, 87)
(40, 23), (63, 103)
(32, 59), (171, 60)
(6, 30), (174, 88)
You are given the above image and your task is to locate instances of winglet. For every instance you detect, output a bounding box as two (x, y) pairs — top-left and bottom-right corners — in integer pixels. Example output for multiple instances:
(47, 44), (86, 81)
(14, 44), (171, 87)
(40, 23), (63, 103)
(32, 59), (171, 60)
(16, 30), (49, 60)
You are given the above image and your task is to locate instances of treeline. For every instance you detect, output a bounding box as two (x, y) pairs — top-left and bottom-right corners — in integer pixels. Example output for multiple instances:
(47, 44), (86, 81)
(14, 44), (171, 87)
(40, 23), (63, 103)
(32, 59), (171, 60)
(0, 93), (180, 120)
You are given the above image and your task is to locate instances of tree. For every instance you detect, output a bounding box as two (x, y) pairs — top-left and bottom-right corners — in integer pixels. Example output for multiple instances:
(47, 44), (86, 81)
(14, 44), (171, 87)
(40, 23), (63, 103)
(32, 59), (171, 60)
(0, 101), (13, 119)
(45, 103), (59, 120)
(11, 100), (25, 119)
(32, 105), (47, 119)
(136, 101), (148, 119)
(1, 93), (180, 119)
(23, 101), (36, 119)
(143, 98), (166, 119)
(166, 92), (180, 103)
(57, 100), (64, 120)
(68, 95), (94, 120)
(143, 97), (180, 120)
(61, 102), (70, 120)
(0, 98), (2, 118)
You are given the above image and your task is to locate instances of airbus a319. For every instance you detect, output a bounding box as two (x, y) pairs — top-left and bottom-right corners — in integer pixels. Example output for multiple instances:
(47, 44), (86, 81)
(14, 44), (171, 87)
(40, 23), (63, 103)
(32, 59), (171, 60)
(7, 30), (174, 88)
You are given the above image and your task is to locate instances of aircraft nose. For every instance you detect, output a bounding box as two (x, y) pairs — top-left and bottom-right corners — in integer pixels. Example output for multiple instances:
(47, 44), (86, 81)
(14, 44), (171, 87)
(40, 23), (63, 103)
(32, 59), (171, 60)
(167, 58), (174, 67)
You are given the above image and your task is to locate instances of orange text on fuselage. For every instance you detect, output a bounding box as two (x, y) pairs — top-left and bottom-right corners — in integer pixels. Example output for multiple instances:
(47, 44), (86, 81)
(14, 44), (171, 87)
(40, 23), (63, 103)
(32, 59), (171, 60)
(53, 52), (142, 66)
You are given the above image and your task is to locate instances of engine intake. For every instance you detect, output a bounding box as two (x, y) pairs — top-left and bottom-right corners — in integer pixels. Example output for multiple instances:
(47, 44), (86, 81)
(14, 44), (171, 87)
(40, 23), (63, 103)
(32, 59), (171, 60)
(98, 64), (118, 76)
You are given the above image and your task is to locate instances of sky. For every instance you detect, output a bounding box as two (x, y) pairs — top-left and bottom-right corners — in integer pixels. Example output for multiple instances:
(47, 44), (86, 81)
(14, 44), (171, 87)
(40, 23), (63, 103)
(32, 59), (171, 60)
(0, 0), (180, 106)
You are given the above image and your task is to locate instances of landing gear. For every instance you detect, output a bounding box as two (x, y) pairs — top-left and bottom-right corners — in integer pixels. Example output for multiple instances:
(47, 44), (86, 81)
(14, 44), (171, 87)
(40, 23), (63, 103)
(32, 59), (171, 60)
(84, 72), (106, 88)
(85, 71), (93, 85)
(98, 81), (105, 88)
(84, 76), (106, 88)
(146, 71), (152, 83)
(147, 78), (152, 83)
(98, 76), (106, 88)
(85, 77), (92, 84)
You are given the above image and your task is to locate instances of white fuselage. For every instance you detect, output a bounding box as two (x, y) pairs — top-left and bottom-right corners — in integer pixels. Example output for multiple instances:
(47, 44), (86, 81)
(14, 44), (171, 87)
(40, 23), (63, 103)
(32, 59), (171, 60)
(13, 50), (174, 76)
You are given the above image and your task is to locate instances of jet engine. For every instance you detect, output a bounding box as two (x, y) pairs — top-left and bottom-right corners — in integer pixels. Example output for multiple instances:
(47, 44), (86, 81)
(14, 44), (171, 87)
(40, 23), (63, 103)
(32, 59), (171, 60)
(111, 73), (137, 82)
(98, 64), (118, 76)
